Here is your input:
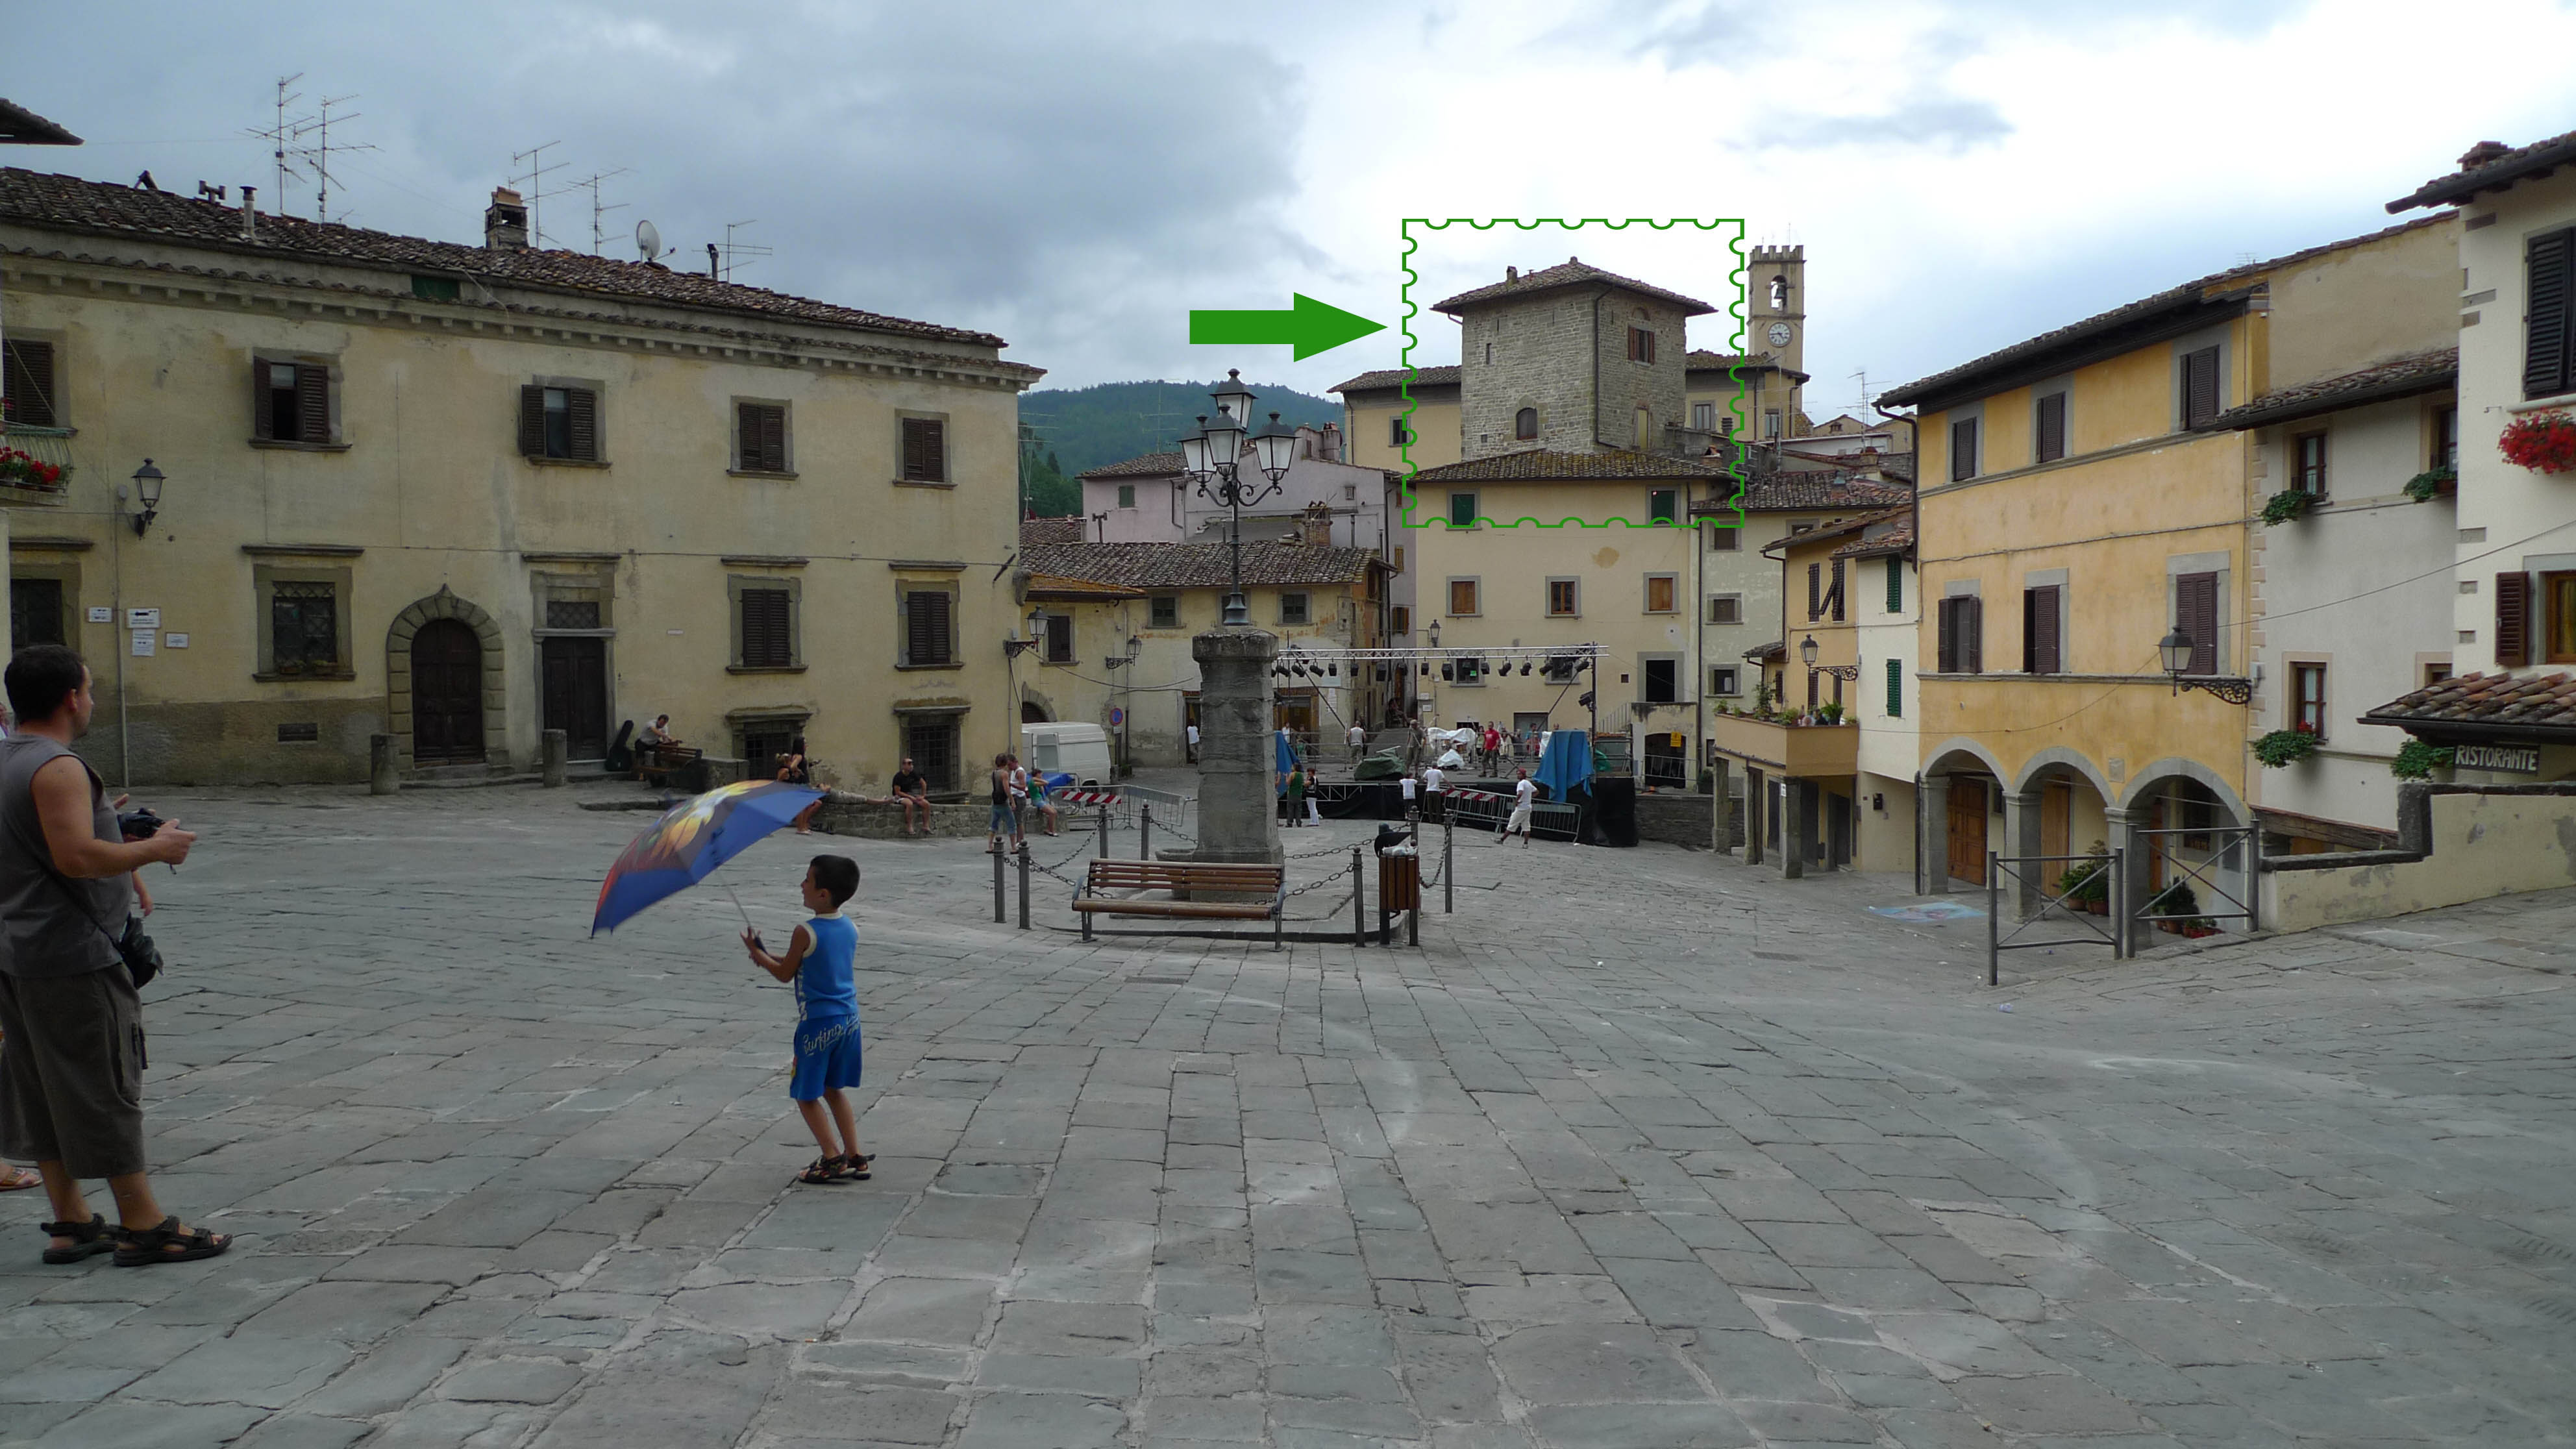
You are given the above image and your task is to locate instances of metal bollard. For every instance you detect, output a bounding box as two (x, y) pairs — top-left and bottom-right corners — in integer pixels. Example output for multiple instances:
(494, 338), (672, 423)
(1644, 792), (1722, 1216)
(1443, 814), (1454, 914)
(1097, 798), (1111, 858)
(1986, 850), (2000, 987)
(1017, 842), (1031, 930)
(994, 843), (1007, 924)
(1141, 802), (1153, 862)
(1352, 846), (1365, 947)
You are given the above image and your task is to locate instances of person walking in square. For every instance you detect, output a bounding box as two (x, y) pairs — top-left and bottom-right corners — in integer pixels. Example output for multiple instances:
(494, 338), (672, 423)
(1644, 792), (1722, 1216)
(1004, 755), (1032, 847)
(1346, 721), (1368, 769)
(741, 855), (870, 1185)
(1501, 768), (1537, 846)
(985, 753), (1017, 854)
(1419, 760), (1446, 824)
(0, 645), (222, 1266)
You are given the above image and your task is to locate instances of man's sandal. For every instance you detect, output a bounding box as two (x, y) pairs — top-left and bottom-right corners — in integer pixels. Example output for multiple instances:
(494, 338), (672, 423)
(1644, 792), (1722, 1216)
(841, 1154), (873, 1181)
(41, 1215), (115, 1265)
(1, 1164), (44, 1191)
(111, 1217), (232, 1267)
(798, 1156), (850, 1185)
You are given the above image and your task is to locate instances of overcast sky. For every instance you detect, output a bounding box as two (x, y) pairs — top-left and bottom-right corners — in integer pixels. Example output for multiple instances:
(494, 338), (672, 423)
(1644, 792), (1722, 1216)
(13, 1), (2573, 414)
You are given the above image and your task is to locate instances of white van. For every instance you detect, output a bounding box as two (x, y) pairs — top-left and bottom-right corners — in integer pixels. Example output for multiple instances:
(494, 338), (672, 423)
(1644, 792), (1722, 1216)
(1022, 722), (1115, 786)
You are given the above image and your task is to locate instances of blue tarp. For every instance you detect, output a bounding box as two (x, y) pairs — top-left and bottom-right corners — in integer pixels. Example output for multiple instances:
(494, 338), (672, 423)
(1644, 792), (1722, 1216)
(1534, 730), (1592, 800)
(1274, 732), (1298, 777)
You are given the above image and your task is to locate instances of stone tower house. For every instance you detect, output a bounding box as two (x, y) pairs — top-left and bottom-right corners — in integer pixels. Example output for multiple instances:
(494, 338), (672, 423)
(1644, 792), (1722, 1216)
(1744, 244), (1807, 435)
(1434, 259), (1716, 462)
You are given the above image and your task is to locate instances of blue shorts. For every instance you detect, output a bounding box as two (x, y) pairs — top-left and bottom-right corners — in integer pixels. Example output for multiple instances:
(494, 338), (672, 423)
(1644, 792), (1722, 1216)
(789, 1015), (863, 1101)
(989, 803), (1017, 833)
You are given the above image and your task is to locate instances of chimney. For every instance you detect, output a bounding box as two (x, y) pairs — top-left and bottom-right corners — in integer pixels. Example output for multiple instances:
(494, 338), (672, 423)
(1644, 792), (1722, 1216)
(1300, 501), (1333, 548)
(1319, 422), (1341, 463)
(239, 184), (257, 243)
(1505, 265), (1518, 281)
(2458, 140), (2513, 170)
(484, 187), (528, 251)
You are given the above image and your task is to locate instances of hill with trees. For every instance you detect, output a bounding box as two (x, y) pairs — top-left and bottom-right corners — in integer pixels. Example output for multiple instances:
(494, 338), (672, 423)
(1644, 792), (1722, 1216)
(1018, 379), (1341, 517)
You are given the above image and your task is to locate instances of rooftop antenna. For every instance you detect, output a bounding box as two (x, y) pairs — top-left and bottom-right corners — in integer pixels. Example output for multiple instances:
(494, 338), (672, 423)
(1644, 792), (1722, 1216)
(1849, 367), (1872, 415)
(567, 168), (630, 256)
(289, 93), (375, 224)
(717, 219), (771, 281)
(509, 141), (568, 247)
(247, 74), (309, 214)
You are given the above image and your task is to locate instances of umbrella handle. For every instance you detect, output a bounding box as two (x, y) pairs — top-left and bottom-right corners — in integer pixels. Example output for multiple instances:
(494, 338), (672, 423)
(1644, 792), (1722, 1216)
(724, 882), (756, 934)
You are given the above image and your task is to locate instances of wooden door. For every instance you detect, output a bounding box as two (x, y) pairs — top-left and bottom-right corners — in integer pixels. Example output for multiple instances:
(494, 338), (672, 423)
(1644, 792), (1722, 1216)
(1946, 778), (1988, 888)
(412, 618), (486, 763)
(540, 636), (608, 759)
(2039, 780), (2072, 893)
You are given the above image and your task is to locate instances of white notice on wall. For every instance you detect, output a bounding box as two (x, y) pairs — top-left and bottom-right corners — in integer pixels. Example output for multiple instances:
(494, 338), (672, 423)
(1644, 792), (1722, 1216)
(127, 608), (160, 629)
(165, 633), (190, 649)
(130, 630), (156, 658)
(86, 606), (113, 624)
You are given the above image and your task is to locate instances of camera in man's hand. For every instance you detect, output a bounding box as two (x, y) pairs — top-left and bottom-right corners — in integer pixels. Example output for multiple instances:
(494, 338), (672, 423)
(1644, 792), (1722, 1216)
(118, 808), (168, 841)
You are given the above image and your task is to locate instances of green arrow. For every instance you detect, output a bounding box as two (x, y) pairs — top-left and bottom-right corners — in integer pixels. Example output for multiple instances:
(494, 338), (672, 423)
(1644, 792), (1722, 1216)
(1189, 293), (1387, 361)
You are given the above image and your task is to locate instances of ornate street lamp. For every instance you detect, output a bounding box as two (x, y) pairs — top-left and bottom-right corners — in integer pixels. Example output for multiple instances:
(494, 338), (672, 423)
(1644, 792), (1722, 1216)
(1180, 369), (1295, 627)
(2159, 626), (2251, 704)
(1800, 632), (1857, 682)
(125, 460), (166, 538)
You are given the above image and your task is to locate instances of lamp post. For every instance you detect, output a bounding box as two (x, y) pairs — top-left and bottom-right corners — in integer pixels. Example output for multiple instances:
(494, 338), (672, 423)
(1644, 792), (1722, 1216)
(2159, 628), (2253, 704)
(124, 460), (166, 538)
(1180, 370), (1297, 628)
(1424, 619), (1441, 728)
(1105, 632), (1142, 776)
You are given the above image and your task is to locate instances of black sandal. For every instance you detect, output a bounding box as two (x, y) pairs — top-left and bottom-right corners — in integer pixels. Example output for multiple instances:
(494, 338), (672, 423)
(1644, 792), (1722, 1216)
(111, 1217), (232, 1267)
(41, 1215), (114, 1265)
(798, 1156), (850, 1185)
(843, 1154), (873, 1180)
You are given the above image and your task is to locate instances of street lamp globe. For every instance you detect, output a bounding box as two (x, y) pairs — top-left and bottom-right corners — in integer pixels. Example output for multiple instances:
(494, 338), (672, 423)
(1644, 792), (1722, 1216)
(1252, 412), (1299, 482)
(1123, 634), (1142, 662)
(1799, 635), (1820, 667)
(1202, 408), (1246, 478)
(1211, 369), (1257, 429)
(1425, 619), (1441, 649)
(2157, 628), (2192, 676)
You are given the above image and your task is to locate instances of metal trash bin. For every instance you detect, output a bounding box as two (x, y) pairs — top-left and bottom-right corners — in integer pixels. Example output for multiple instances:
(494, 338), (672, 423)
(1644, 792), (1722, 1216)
(1378, 845), (1420, 911)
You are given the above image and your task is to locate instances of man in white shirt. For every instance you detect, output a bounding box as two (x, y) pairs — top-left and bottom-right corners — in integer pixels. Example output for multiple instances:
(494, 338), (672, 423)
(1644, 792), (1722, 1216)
(1502, 769), (1536, 845)
(1185, 722), (1200, 763)
(1346, 721), (1368, 766)
(1419, 762), (1445, 823)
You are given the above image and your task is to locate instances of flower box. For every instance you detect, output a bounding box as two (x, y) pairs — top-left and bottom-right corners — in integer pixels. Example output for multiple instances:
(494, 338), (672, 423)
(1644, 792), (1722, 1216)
(2500, 410), (2576, 474)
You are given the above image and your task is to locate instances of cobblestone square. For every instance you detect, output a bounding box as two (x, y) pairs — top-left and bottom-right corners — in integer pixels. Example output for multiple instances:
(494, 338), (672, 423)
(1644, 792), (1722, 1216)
(2, 784), (2571, 1447)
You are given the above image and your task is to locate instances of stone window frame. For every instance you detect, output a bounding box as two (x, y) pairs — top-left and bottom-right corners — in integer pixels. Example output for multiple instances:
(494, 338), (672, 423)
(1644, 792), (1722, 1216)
(893, 706), (968, 795)
(1705, 591), (1743, 626)
(2164, 551), (2233, 675)
(1446, 576), (1481, 617)
(729, 395), (796, 478)
(1278, 591), (1311, 626)
(1446, 490), (1479, 529)
(1513, 402), (1541, 440)
(1638, 652), (1684, 705)
(727, 570), (806, 674)
(524, 373), (610, 467)
(250, 556), (359, 681)
(728, 705), (813, 780)
(1710, 665), (1742, 697)
(4, 328), (69, 430)
(8, 549), (83, 649)
(896, 409), (954, 488)
(893, 571), (965, 670)
(1146, 594), (1181, 629)
(2022, 567), (2070, 675)
(249, 349), (351, 451)
(1545, 576), (1581, 618)
(1642, 573), (1680, 615)
(2171, 325), (2233, 434)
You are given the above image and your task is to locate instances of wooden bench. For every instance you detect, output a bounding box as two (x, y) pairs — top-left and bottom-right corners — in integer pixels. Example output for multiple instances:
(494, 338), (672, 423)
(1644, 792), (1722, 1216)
(1074, 860), (1285, 948)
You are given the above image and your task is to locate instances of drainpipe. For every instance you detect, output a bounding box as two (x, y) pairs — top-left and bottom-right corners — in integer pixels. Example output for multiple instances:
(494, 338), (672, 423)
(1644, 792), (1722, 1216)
(1874, 397), (1916, 884)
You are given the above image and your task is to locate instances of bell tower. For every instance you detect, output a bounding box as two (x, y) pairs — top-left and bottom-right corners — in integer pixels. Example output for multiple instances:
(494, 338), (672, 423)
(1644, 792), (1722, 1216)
(1745, 243), (1807, 436)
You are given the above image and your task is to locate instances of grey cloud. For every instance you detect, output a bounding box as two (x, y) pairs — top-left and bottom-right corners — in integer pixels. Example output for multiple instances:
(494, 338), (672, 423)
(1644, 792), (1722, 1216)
(1746, 97), (2013, 154)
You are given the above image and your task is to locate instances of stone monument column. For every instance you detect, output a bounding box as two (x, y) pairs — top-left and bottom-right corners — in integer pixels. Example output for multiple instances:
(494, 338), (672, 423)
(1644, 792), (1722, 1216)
(1191, 626), (1282, 866)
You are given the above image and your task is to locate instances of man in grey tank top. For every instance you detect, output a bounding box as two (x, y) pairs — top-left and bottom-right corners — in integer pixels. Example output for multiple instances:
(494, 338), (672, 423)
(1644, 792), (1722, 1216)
(0, 645), (223, 1267)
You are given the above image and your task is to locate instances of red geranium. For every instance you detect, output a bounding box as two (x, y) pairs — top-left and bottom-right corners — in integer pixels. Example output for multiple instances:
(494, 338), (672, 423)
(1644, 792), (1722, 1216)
(2499, 410), (2576, 474)
(0, 447), (64, 490)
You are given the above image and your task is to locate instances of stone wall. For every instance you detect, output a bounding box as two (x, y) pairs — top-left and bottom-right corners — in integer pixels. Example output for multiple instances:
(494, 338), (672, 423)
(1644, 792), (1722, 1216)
(810, 793), (993, 840)
(1635, 789), (1712, 848)
(2262, 782), (2576, 934)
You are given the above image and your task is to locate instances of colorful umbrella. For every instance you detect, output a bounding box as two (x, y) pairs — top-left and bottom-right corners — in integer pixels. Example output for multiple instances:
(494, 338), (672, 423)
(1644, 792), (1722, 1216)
(591, 779), (825, 935)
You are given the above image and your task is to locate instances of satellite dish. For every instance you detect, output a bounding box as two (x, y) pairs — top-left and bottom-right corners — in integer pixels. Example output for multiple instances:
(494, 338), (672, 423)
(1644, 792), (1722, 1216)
(634, 219), (661, 261)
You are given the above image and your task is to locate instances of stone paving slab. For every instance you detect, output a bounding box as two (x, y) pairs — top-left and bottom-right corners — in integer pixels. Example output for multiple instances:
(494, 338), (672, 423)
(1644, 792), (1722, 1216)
(0, 786), (2571, 1446)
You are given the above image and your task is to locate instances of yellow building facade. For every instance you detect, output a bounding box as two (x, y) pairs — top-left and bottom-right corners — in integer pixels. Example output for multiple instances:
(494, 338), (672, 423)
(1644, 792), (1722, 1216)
(1881, 215), (2456, 926)
(0, 172), (1039, 791)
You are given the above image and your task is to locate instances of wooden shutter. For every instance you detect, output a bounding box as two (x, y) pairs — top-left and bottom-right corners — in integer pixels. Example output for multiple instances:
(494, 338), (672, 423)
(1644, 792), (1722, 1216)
(1807, 562), (1822, 619)
(518, 385), (546, 456)
(906, 589), (952, 665)
(1936, 597), (1957, 673)
(2496, 571), (2532, 667)
(3, 340), (57, 428)
(1950, 417), (1977, 480)
(740, 589), (791, 668)
(2183, 347), (2220, 428)
(1885, 556), (1903, 613)
(567, 387), (599, 461)
(1964, 595), (1983, 674)
(2025, 585), (2060, 675)
(739, 402), (786, 471)
(1829, 559), (1846, 621)
(2525, 229), (2572, 400)
(1885, 657), (1903, 717)
(2177, 573), (2218, 675)
(1045, 612), (1072, 663)
(902, 418), (947, 482)
(295, 364), (330, 443)
(2037, 392), (2064, 463)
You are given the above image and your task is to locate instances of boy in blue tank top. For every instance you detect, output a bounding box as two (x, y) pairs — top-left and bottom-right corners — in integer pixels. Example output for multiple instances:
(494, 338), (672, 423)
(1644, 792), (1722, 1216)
(742, 854), (870, 1184)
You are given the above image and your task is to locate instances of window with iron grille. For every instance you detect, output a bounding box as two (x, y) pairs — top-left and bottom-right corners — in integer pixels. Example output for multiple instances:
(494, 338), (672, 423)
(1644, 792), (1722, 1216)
(519, 384), (599, 461)
(4, 339), (58, 428)
(10, 578), (64, 650)
(256, 360), (332, 444)
(1043, 612), (1074, 663)
(739, 588), (793, 669)
(900, 417), (947, 482)
(904, 717), (960, 793)
(545, 600), (602, 630)
(1149, 595), (1179, 628)
(271, 582), (340, 675)
(740, 726), (796, 782)
(736, 402), (787, 473)
(902, 588), (955, 665)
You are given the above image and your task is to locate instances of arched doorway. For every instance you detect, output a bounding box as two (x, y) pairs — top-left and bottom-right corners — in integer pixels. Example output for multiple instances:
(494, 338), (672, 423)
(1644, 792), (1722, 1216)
(1022, 700), (1052, 723)
(412, 619), (486, 763)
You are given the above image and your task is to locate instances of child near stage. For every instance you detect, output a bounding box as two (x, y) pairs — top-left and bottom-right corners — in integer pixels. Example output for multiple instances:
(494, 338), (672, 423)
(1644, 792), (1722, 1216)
(742, 854), (871, 1185)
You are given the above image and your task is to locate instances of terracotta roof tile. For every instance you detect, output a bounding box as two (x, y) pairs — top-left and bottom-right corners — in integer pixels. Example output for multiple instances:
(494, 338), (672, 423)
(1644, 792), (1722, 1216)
(1019, 516), (1087, 547)
(2195, 347), (2456, 433)
(1330, 365), (1461, 393)
(0, 101), (80, 146)
(1832, 517), (1915, 560)
(1019, 541), (1375, 591)
(0, 167), (1027, 358)
(1699, 473), (1912, 514)
(1880, 214), (2455, 410)
(2360, 671), (2576, 732)
(1026, 573), (1145, 600)
(1074, 451), (1183, 480)
(2389, 130), (2576, 212)
(1411, 447), (1729, 483)
(1684, 349), (1811, 383)
(1432, 259), (1715, 316)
